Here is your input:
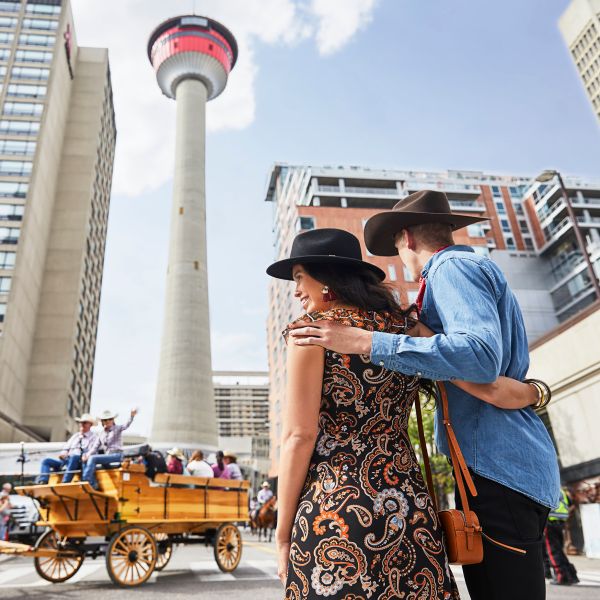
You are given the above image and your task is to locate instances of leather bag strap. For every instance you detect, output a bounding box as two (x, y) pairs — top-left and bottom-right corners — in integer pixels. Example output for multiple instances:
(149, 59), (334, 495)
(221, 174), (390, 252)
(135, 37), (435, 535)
(414, 396), (438, 512)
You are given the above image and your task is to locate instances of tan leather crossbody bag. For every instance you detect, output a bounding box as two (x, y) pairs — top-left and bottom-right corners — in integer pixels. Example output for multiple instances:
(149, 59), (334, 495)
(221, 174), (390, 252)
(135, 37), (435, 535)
(415, 382), (526, 565)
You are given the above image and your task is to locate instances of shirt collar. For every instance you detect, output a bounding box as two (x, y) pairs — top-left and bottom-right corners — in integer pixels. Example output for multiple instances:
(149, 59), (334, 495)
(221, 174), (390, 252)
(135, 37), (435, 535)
(421, 245), (474, 279)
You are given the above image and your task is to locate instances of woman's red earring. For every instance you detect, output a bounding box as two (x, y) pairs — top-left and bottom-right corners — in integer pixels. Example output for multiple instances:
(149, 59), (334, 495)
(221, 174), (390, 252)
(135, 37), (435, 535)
(322, 286), (337, 302)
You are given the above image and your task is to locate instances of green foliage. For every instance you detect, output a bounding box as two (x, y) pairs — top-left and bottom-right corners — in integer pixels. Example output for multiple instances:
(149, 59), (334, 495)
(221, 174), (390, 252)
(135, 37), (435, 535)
(408, 392), (454, 510)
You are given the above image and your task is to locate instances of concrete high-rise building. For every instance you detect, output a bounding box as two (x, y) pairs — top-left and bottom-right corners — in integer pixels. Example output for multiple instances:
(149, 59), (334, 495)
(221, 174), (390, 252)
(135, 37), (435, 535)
(0, 0), (116, 442)
(264, 164), (537, 475)
(559, 0), (600, 122)
(147, 16), (237, 447)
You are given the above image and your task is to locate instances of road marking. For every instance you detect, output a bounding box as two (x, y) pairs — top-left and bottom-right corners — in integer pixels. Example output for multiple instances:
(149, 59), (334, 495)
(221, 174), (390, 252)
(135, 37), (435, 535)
(0, 566), (38, 585)
(244, 541), (278, 555)
(68, 563), (105, 584)
(246, 559), (278, 579)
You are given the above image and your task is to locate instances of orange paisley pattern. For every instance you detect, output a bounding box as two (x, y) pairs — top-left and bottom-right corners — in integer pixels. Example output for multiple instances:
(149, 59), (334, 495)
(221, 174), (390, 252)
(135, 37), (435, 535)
(283, 309), (459, 599)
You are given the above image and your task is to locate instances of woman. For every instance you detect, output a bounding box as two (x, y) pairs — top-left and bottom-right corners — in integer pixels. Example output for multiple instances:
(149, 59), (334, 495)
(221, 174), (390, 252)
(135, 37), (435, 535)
(223, 451), (243, 480)
(187, 450), (214, 478)
(212, 450), (231, 479)
(166, 448), (185, 475)
(267, 228), (538, 599)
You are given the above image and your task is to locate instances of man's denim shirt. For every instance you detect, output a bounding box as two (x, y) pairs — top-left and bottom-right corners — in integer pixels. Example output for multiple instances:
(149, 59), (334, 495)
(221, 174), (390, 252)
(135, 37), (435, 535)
(371, 246), (560, 509)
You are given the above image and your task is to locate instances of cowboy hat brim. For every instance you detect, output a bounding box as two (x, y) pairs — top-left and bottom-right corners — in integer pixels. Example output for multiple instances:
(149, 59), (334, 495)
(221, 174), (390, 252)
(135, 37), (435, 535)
(364, 211), (489, 256)
(266, 255), (386, 281)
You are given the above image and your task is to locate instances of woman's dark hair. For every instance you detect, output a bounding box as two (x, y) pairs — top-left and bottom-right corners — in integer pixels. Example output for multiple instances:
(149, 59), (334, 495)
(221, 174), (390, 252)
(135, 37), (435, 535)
(303, 262), (407, 320)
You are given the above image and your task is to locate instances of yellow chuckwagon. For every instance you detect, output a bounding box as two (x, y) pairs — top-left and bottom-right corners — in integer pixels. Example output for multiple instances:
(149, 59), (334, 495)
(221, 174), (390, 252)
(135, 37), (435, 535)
(0, 464), (249, 587)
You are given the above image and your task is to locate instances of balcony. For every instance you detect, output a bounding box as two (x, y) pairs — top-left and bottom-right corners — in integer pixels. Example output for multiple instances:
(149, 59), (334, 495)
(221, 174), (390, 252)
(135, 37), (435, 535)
(449, 200), (486, 212)
(577, 215), (600, 226)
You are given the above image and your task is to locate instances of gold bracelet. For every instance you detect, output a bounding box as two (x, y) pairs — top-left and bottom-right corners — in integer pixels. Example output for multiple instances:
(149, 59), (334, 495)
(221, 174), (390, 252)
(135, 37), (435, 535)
(524, 379), (551, 410)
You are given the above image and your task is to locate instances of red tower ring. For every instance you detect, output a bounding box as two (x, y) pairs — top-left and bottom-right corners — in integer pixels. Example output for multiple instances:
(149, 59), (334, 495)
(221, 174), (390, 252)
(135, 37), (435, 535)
(148, 15), (238, 100)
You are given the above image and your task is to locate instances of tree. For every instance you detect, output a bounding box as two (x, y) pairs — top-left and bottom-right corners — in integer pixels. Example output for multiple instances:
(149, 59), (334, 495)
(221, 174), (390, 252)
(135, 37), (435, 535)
(408, 392), (454, 510)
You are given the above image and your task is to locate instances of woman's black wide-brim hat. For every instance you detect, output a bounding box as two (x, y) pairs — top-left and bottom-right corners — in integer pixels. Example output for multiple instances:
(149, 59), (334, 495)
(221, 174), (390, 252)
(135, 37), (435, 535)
(364, 189), (489, 256)
(266, 228), (386, 281)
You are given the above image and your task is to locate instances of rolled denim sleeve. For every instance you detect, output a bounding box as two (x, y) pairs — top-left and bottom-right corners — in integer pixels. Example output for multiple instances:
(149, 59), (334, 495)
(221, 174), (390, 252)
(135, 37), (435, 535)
(371, 258), (503, 383)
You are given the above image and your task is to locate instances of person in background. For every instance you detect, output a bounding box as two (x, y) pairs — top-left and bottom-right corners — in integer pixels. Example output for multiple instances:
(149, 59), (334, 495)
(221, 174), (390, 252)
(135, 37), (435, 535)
(223, 451), (242, 480)
(186, 450), (213, 478)
(544, 487), (580, 586)
(257, 481), (273, 505)
(0, 483), (12, 541)
(212, 450), (231, 479)
(166, 448), (185, 474)
(36, 414), (97, 485)
(82, 408), (137, 490)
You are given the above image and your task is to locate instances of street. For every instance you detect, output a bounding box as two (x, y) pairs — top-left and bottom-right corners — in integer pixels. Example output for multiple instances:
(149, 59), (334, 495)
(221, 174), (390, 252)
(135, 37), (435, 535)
(0, 532), (597, 599)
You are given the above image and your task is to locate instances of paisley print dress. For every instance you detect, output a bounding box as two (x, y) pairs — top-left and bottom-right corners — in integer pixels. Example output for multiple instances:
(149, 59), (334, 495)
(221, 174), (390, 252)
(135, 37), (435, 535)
(283, 308), (459, 600)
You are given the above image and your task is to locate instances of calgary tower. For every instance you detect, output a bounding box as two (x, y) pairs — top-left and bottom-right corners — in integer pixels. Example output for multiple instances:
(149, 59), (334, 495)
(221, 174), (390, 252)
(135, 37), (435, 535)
(147, 16), (238, 447)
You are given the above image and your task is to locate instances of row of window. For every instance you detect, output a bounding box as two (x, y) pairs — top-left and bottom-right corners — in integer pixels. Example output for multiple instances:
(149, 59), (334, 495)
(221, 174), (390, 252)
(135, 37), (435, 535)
(0, 2), (61, 15)
(0, 48), (53, 62)
(0, 250), (14, 267)
(571, 23), (597, 60)
(0, 119), (40, 135)
(0, 203), (23, 219)
(0, 225), (20, 243)
(0, 159), (31, 175)
(0, 274), (10, 292)
(6, 83), (46, 97)
(0, 181), (27, 198)
(4, 101), (43, 116)
(0, 139), (36, 154)
(0, 33), (55, 46)
(10, 66), (49, 79)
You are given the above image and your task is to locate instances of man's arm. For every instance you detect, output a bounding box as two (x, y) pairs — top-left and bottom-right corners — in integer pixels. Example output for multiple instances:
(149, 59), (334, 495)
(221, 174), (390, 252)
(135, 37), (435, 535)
(119, 409), (137, 433)
(290, 258), (503, 383)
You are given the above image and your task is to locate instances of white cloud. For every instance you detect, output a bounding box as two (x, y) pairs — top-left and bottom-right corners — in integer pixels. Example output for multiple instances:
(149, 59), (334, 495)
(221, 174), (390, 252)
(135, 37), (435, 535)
(70, 0), (379, 196)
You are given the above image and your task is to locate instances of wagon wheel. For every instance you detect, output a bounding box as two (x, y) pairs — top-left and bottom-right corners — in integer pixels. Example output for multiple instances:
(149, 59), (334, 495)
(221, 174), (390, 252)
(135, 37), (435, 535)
(106, 526), (157, 587)
(154, 532), (173, 571)
(214, 523), (242, 572)
(33, 530), (84, 583)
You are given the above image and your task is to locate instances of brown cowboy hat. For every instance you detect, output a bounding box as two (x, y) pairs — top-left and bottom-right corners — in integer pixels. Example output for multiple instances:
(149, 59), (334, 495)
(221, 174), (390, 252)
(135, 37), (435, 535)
(364, 190), (489, 256)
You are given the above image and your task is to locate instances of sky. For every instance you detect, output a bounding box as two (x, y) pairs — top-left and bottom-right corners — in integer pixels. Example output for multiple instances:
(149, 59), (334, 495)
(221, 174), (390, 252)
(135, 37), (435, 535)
(69, 0), (600, 437)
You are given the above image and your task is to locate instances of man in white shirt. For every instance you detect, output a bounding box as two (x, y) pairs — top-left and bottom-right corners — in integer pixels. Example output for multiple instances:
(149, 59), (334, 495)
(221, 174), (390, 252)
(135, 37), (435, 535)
(36, 414), (97, 484)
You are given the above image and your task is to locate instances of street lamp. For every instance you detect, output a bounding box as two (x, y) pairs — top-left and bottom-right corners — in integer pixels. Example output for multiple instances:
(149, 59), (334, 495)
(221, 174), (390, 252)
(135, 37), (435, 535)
(536, 169), (600, 300)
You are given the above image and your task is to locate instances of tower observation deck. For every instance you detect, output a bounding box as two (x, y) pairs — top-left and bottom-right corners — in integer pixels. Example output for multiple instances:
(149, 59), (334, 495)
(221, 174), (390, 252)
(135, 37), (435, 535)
(148, 16), (238, 448)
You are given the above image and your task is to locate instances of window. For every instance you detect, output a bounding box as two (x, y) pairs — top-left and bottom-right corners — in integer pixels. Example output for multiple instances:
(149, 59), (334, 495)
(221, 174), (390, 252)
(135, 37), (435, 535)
(18, 33), (56, 47)
(0, 302), (5, 322)
(25, 3), (61, 15)
(0, 2), (20, 13)
(0, 160), (32, 175)
(11, 66), (50, 80)
(0, 49), (9, 61)
(0, 181), (27, 197)
(0, 250), (15, 268)
(500, 219), (511, 233)
(0, 226), (20, 244)
(509, 186), (522, 197)
(0, 119), (39, 135)
(0, 276), (10, 293)
(7, 83), (47, 97)
(15, 49), (53, 63)
(491, 186), (502, 197)
(505, 236), (516, 250)
(0, 16), (17, 28)
(467, 223), (485, 238)
(524, 238), (534, 251)
(388, 265), (397, 281)
(0, 139), (36, 155)
(518, 219), (529, 233)
(296, 216), (315, 232)
(0, 32), (14, 45)
(22, 18), (58, 31)
(403, 265), (413, 282)
(514, 203), (524, 216)
(3, 102), (43, 117)
(495, 201), (506, 214)
(0, 204), (23, 220)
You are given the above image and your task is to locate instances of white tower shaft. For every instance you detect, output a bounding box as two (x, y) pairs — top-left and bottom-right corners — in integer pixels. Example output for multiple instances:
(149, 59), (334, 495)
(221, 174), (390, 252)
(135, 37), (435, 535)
(151, 78), (217, 447)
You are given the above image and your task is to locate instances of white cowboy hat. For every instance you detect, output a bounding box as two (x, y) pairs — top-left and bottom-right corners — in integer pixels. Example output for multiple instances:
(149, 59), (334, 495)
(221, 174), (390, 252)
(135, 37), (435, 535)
(223, 451), (237, 461)
(167, 447), (185, 461)
(261, 481), (271, 488)
(98, 410), (118, 420)
(75, 413), (96, 424)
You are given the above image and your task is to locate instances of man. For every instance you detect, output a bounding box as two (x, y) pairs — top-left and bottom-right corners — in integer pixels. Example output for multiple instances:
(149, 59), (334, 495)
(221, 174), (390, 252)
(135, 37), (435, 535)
(289, 190), (560, 600)
(82, 408), (137, 490)
(223, 451), (243, 480)
(36, 414), (97, 485)
(544, 487), (579, 585)
(253, 481), (274, 520)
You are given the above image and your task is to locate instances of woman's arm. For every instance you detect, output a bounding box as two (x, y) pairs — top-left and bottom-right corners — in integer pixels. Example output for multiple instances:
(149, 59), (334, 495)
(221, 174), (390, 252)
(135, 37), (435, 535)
(276, 342), (325, 582)
(407, 322), (537, 410)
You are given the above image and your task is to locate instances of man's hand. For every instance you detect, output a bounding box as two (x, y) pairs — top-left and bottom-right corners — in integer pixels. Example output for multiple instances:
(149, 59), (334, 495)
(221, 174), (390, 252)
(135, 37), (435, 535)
(288, 320), (373, 355)
(57, 453), (67, 460)
(130, 408), (138, 417)
(82, 454), (88, 462)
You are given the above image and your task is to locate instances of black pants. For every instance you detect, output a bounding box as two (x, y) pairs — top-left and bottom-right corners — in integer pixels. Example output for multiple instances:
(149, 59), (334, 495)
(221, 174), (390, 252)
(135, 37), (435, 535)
(543, 521), (579, 583)
(455, 471), (550, 600)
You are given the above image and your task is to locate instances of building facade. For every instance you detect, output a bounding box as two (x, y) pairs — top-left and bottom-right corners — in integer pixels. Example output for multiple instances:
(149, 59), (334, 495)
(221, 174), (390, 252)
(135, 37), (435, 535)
(213, 370), (270, 490)
(560, 0), (600, 122)
(0, 0), (116, 442)
(265, 164), (539, 475)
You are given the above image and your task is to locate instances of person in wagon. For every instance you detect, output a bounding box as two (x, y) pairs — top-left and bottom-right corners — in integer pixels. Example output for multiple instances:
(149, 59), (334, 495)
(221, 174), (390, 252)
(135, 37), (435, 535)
(223, 451), (242, 480)
(166, 448), (185, 474)
(36, 413), (97, 485)
(82, 408), (137, 490)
